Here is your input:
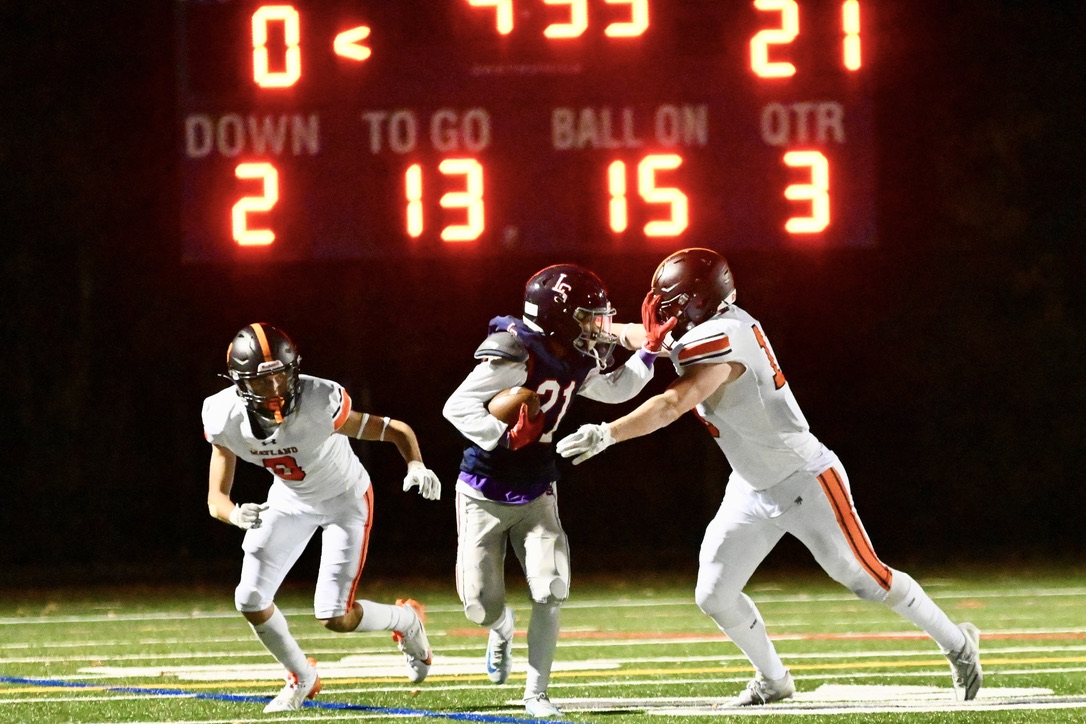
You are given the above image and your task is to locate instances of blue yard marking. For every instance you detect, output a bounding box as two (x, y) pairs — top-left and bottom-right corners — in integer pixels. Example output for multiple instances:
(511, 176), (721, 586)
(0, 675), (573, 723)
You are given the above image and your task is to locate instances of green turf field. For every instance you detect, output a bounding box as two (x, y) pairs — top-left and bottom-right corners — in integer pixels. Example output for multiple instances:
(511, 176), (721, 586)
(2, 567), (1085, 723)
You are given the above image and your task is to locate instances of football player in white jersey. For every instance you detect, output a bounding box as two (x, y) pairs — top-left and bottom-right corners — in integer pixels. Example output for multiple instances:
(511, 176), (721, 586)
(203, 323), (442, 713)
(557, 249), (981, 706)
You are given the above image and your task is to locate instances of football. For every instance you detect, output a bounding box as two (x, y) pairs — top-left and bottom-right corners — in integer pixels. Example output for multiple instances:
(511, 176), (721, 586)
(487, 387), (542, 426)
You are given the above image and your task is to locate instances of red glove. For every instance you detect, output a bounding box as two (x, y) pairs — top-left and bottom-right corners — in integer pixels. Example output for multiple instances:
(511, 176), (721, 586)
(641, 291), (678, 353)
(505, 403), (545, 451)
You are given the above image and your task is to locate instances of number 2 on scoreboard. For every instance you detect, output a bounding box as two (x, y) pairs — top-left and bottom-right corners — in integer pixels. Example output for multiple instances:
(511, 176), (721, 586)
(232, 162), (279, 246)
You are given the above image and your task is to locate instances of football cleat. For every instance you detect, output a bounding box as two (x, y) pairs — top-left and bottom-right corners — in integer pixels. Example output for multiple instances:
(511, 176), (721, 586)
(730, 670), (795, 707)
(392, 598), (432, 684)
(486, 606), (515, 684)
(523, 692), (562, 718)
(263, 657), (321, 713)
(945, 622), (982, 701)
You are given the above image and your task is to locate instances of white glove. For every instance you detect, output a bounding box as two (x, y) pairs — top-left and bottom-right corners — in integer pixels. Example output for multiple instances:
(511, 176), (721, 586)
(403, 460), (442, 501)
(229, 502), (269, 530)
(556, 422), (615, 465)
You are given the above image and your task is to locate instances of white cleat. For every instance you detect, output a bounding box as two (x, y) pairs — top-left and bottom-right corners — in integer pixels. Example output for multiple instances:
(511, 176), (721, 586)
(730, 670), (795, 707)
(392, 598), (432, 684)
(523, 692), (562, 718)
(263, 657), (321, 713)
(486, 606), (514, 684)
(946, 622), (982, 701)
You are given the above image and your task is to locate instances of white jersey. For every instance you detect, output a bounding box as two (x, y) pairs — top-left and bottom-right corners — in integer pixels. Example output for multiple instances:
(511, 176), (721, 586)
(668, 304), (827, 490)
(202, 374), (370, 504)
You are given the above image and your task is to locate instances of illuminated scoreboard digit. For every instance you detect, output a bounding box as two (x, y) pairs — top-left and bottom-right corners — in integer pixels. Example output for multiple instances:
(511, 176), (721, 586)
(175, 0), (875, 261)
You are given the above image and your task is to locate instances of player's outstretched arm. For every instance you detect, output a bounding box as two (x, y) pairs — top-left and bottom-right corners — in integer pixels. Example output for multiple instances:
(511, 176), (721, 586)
(558, 361), (741, 464)
(613, 292), (679, 351)
(344, 411), (441, 500)
(615, 322), (646, 350)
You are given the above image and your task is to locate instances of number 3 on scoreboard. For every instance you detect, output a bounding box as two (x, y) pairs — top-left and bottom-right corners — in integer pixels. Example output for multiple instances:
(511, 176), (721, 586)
(782, 151), (829, 234)
(232, 162), (279, 246)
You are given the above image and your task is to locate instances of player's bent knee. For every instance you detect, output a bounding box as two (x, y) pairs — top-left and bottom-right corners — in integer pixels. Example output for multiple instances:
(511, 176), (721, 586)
(821, 559), (889, 603)
(320, 615), (354, 633)
(849, 584), (886, 603)
(463, 599), (505, 627)
(882, 568), (912, 608)
(694, 581), (742, 618)
(234, 588), (271, 613)
(529, 580), (568, 604)
(527, 573), (569, 604)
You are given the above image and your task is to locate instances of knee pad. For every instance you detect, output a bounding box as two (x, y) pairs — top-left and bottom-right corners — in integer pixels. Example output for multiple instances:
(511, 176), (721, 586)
(882, 568), (913, 608)
(463, 600), (488, 626)
(694, 565), (746, 622)
(528, 576), (568, 605)
(463, 597), (509, 627)
(234, 583), (270, 614)
(695, 587), (753, 629)
(693, 583), (719, 616)
(821, 553), (893, 604)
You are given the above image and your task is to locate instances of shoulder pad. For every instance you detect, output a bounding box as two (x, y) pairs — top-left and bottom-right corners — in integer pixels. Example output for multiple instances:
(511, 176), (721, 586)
(474, 331), (528, 362)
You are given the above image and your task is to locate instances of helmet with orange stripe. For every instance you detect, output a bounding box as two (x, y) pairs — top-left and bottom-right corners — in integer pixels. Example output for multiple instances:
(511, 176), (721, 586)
(651, 248), (736, 335)
(225, 323), (301, 423)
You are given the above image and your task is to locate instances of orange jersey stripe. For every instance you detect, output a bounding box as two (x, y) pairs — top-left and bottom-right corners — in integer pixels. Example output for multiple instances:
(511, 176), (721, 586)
(817, 468), (892, 590)
(678, 334), (731, 363)
(333, 389), (352, 431)
(345, 484), (374, 611)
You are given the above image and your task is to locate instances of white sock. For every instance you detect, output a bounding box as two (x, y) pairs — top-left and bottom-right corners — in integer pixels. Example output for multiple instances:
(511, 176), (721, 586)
(355, 600), (414, 633)
(887, 571), (966, 652)
(250, 607), (310, 675)
(716, 594), (788, 681)
(492, 605), (515, 638)
(524, 601), (560, 698)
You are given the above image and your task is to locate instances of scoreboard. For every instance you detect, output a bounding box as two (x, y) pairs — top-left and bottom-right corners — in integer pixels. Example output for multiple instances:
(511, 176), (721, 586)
(175, 0), (876, 261)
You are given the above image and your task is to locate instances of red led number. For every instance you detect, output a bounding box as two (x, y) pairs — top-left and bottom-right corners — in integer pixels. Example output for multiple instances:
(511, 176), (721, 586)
(842, 1), (862, 70)
(232, 163), (279, 246)
(783, 151), (829, 234)
(467, 0), (648, 38)
(607, 155), (689, 237)
(405, 159), (486, 242)
(251, 5), (301, 88)
(750, 0), (863, 77)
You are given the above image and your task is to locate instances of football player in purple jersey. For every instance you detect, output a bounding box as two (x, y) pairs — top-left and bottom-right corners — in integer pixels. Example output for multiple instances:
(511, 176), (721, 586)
(443, 264), (674, 718)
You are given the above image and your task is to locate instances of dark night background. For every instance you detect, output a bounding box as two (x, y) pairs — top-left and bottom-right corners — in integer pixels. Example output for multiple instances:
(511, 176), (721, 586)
(2, 1), (1083, 590)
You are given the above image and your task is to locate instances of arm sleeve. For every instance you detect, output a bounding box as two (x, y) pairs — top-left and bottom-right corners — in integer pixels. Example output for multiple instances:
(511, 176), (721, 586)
(443, 358), (528, 451)
(578, 349), (656, 403)
(201, 393), (227, 444)
(332, 386), (352, 431)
